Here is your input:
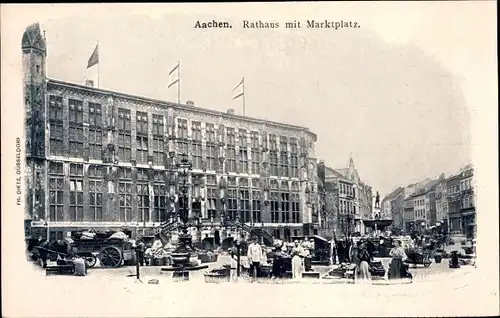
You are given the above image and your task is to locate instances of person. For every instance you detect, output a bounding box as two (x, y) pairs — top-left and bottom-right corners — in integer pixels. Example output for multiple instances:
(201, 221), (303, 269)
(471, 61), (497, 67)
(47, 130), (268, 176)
(301, 240), (312, 272)
(146, 236), (164, 266)
(291, 240), (304, 279)
(247, 237), (263, 279)
(388, 240), (408, 279)
(260, 244), (268, 265)
(329, 239), (337, 265)
(354, 241), (372, 283)
(229, 248), (238, 282)
(38, 238), (52, 268)
(136, 240), (145, 266)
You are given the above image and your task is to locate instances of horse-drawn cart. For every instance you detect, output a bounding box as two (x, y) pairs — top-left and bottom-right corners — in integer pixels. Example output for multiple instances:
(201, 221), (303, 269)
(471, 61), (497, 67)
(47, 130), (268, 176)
(71, 238), (135, 268)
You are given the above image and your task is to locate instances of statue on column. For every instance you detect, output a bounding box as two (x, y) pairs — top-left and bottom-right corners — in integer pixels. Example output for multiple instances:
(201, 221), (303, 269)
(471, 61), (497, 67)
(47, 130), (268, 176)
(375, 191), (380, 209)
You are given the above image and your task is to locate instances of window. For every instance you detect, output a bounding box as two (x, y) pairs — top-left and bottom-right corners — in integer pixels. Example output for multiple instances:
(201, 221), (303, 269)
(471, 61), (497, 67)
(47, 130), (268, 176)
(250, 132), (260, 175)
(290, 138), (298, 178)
(292, 193), (300, 223)
(206, 124), (216, 171)
(240, 189), (250, 222)
(153, 173), (168, 223)
(118, 109), (131, 162)
(252, 191), (262, 223)
(49, 162), (64, 221)
(176, 119), (189, 161)
(136, 112), (149, 165)
(281, 192), (290, 223)
(89, 165), (103, 221)
(269, 135), (278, 176)
(152, 115), (165, 166)
(69, 99), (84, 158)
(226, 128), (236, 173)
(137, 169), (150, 222)
(89, 103), (103, 160)
(279, 136), (288, 177)
(273, 229), (281, 239)
(271, 191), (279, 223)
(227, 188), (238, 221)
(118, 167), (132, 222)
(49, 96), (64, 156)
(69, 164), (84, 221)
(238, 130), (248, 173)
(207, 187), (217, 219)
(191, 122), (203, 169)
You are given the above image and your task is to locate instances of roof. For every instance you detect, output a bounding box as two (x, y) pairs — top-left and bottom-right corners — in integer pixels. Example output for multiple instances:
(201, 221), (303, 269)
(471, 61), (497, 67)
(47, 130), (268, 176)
(333, 168), (348, 176)
(324, 166), (352, 183)
(47, 78), (318, 141)
(383, 187), (404, 201)
(22, 23), (46, 52)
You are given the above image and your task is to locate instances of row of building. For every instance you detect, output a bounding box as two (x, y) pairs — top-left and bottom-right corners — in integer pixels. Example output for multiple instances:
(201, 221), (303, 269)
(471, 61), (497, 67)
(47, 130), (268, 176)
(381, 164), (475, 238)
(24, 23), (376, 243)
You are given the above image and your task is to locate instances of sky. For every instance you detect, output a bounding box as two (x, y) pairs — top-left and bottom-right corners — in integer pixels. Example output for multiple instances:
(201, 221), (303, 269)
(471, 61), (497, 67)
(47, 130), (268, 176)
(5, 2), (497, 196)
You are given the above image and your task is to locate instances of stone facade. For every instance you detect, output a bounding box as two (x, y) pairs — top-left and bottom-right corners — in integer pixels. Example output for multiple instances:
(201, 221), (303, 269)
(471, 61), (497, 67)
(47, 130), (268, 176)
(317, 157), (373, 238)
(23, 24), (319, 240)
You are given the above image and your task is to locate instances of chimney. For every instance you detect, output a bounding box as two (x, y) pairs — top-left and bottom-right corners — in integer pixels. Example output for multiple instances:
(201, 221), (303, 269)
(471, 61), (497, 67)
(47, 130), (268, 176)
(226, 108), (235, 115)
(85, 79), (94, 88)
(186, 100), (194, 106)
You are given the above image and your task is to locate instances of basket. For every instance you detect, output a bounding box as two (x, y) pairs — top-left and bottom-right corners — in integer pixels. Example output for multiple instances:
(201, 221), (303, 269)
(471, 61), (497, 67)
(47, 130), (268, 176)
(434, 254), (443, 263)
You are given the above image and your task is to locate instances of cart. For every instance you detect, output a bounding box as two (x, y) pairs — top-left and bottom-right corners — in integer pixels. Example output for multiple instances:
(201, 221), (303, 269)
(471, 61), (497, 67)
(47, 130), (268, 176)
(404, 248), (432, 267)
(70, 238), (135, 268)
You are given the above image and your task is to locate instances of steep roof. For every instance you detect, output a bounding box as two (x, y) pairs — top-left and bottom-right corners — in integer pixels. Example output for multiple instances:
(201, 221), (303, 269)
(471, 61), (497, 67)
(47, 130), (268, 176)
(22, 23), (46, 52)
(382, 187), (404, 202)
(324, 166), (352, 183)
(333, 168), (348, 176)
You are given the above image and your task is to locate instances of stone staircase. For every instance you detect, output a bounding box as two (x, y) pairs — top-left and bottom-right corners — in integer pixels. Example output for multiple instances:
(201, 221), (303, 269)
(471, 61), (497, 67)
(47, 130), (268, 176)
(137, 219), (179, 242)
(240, 223), (274, 246)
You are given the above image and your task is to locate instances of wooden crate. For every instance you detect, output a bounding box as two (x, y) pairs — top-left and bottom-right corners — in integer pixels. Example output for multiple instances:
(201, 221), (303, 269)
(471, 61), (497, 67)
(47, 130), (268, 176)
(302, 272), (321, 279)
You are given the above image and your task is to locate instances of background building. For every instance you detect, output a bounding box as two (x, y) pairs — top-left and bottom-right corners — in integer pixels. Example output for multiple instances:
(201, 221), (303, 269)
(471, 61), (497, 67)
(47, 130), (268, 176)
(317, 157), (373, 237)
(381, 187), (404, 229)
(23, 23), (319, 241)
(446, 164), (475, 237)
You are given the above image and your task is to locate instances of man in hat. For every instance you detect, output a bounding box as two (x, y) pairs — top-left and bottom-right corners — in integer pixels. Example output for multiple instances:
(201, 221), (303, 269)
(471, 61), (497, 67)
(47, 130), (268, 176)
(247, 236), (263, 279)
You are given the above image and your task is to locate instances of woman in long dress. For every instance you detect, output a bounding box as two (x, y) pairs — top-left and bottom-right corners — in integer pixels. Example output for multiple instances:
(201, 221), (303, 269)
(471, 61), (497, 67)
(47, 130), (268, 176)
(355, 242), (372, 283)
(388, 240), (408, 279)
(291, 241), (303, 279)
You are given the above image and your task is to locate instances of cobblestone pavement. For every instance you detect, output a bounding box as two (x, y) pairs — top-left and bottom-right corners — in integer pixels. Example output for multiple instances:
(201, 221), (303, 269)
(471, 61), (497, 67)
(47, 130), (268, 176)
(8, 257), (495, 318)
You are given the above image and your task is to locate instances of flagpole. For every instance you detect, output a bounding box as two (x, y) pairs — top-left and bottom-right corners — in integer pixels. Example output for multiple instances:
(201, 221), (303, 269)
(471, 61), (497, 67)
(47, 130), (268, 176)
(97, 41), (100, 89)
(177, 61), (180, 105)
(242, 77), (246, 116)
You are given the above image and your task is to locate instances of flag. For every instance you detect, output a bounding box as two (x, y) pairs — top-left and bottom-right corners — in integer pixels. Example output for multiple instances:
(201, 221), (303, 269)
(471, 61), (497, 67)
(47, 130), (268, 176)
(87, 43), (99, 69)
(232, 77), (244, 100)
(168, 63), (180, 88)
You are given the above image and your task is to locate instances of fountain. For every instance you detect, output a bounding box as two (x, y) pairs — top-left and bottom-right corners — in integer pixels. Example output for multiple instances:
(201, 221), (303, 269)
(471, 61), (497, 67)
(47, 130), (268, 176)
(161, 154), (208, 280)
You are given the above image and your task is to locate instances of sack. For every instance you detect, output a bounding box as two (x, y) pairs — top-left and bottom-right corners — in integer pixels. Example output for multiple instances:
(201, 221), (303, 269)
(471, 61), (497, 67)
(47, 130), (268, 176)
(74, 258), (87, 276)
(109, 231), (128, 240)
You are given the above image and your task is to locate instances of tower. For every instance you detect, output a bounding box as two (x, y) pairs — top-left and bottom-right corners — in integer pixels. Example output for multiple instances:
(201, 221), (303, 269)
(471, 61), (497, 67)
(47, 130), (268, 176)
(22, 23), (47, 223)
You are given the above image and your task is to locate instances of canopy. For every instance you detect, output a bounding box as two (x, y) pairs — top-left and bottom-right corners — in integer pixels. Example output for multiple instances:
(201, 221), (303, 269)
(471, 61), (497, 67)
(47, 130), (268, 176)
(312, 235), (328, 242)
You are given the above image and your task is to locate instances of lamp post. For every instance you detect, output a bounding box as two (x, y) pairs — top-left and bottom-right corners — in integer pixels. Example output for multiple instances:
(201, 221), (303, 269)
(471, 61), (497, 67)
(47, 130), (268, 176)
(305, 183), (312, 238)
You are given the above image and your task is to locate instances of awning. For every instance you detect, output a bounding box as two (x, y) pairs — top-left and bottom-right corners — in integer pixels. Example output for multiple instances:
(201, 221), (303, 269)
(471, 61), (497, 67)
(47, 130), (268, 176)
(312, 235), (328, 242)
